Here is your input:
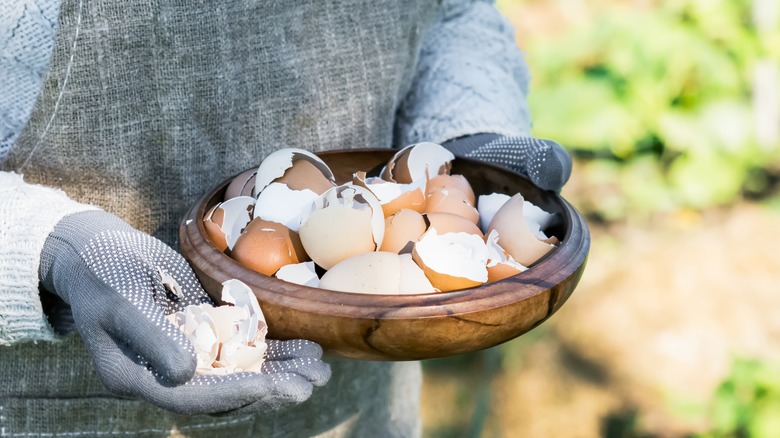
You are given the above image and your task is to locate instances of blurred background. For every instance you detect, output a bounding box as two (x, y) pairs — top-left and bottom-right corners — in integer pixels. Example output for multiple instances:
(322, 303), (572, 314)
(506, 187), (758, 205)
(420, 0), (780, 436)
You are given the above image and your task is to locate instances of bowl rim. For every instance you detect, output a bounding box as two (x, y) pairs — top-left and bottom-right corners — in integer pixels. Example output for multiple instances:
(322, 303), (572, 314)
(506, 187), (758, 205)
(180, 149), (590, 320)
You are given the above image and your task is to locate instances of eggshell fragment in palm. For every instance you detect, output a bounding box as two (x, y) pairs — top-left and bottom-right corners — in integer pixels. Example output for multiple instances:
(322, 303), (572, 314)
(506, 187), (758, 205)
(353, 171), (426, 217)
(254, 148), (335, 195)
(231, 218), (308, 276)
(487, 193), (556, 266)
(411, 228), (488, 292)
(299, 184), (384, 270)
(381, 209), (427, 254)
(424, 188), (480, 224)
(254, 182), (318, 232)
(485, 230), (527, 282)
(167, 280), (268, 375)
(203, 196), (255, 252)
(381, 142), (455, 184)
(427, 174), (476, 206)
(275, 261), (320, 288)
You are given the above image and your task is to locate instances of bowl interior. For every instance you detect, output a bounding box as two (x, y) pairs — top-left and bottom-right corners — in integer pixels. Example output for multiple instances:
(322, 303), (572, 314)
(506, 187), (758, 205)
(180, 149), (589, 360)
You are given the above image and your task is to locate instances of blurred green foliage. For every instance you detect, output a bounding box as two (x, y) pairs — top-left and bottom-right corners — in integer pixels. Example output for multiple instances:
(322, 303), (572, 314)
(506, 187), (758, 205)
(698, 359), (780, 438)
(522, 0), (780, 220)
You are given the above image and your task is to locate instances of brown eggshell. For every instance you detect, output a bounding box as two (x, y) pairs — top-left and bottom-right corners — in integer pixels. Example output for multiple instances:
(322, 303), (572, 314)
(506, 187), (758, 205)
(231, 218), (308, 276)
(424, 189), (480, 224)
(203, 204), (228, 252)
(424, 212), (484, 238)
(380, 209), (427, 254)
(381, 142), (454, 183)
(277, 159), (336, 195)
(225, 169), (257, 200)
(426, 174), (476, 206)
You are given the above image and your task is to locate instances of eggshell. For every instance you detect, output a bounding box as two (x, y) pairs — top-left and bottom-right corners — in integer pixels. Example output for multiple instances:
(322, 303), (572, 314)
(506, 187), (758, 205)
(225, 169), (257, 200)
(477, 193), (510, 233)
(203, 196), (255, 252)
(424, 189), (480, 224)
(254, 182), (318, 232)
(380, 209), (427, 254)
(398, 253), (437, 294)
(319, 252), (402, 294)
(424, 212), (484, 238)
(381, 142), (454, 184)
(318, 252), (436, 295)
(231, 218), (308, 276)
(254, 148), (335, 195)
(487, 193), (556, 266)
(275, 261), (320, 288)
(411, 228), (488, 292)
(299, 184), (384, 270)
(485, 229), (527, 282)
(353, 172), (426, 217)
(426, 174), (475, 206)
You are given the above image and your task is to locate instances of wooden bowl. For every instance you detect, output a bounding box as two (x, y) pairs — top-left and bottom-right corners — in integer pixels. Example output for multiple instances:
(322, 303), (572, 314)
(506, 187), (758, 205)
(179, 149), (590, 361)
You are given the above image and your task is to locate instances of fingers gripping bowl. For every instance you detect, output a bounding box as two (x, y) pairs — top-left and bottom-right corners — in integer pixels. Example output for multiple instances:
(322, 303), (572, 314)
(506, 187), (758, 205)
(179, 149), (590, 361)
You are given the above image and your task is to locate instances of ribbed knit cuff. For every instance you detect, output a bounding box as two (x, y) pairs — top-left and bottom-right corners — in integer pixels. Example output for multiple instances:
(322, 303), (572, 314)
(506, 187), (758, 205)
(0, 172), (98, 345)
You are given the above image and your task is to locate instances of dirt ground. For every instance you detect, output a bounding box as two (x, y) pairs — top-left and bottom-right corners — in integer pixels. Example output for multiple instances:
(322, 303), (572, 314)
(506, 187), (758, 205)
(420, 201), (780, 437)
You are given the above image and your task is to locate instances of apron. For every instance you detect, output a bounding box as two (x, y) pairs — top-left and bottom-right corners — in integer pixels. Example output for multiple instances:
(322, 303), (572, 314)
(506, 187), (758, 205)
(2, 0), (440, 435)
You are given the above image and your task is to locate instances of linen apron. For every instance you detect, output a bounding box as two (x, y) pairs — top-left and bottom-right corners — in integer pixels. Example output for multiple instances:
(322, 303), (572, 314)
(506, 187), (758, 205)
(1, 0), (441, 435)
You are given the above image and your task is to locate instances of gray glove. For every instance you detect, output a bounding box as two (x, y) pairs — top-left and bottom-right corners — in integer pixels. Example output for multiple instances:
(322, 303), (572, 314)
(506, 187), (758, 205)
(443, 133), (573, 192)
(39, 210), (331, 416)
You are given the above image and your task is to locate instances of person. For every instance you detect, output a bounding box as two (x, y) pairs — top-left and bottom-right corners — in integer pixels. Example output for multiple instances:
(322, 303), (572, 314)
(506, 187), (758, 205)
(0, 0), (572, 436)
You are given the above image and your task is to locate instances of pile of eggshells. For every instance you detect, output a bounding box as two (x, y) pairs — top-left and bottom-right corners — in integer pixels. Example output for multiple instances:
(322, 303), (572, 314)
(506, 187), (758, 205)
(203, 143), (560, 294)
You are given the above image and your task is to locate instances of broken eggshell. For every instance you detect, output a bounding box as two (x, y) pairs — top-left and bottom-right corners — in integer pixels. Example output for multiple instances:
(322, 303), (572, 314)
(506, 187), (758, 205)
(203, 195), (255, 252)
(231, 218), (309, 276)
(353, 171), (426, 217)
(167, 279), (268, 375)
(411, 227), (488, 292)
(485, 229), (527, 282)
(224, 169), (257, 200)
(254, 148), (336, 196)
(298, 183), (385, 270)
(319, 251), (435, 295)
(487, 193), (557, 266)
(275, 261), (320, 288)
(380, 142), (455, 184)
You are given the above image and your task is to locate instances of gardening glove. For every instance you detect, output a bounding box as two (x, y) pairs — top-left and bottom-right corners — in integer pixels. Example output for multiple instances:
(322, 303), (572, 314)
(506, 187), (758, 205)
(443, 133), (573, 192)
(38, 210), (331, 416)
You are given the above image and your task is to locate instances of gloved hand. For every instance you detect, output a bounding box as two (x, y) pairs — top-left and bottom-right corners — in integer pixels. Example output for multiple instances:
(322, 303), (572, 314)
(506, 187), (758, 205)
(443, 133), (573, 192)
(38, 210), (331, 416)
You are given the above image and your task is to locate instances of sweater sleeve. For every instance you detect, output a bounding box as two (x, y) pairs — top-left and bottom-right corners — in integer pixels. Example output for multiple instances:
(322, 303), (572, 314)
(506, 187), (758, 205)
(0, 171), (98, 345)
(395, 0), (532, 146)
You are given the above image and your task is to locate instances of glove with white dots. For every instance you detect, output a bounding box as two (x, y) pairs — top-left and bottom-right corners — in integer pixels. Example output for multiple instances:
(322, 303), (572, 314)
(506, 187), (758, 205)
(443, 133), (573, 192)
(39, 210), (331, 416)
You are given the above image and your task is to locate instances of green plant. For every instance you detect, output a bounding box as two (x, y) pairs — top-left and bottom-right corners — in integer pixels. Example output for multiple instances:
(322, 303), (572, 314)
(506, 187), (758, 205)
(698, 359), (780, 438)
(519, 0), (780, 219)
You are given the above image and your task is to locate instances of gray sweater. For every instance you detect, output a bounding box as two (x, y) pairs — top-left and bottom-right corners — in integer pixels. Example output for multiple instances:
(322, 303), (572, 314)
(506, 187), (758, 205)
(0, 0), (531, 435)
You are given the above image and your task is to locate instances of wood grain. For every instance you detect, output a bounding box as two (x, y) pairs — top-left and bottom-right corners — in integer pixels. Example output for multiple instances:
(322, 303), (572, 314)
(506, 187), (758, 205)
(179, 149), (590, 361)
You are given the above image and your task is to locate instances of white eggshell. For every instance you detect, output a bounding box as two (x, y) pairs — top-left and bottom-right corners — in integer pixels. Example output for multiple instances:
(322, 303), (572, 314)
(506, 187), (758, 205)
(398, 253), (437, 294)
(319, 252), (402, 294)
(411, 227), (488, 292)
(254, 182), (318, 232)
(299, 184), (385, 270)
(275, 261), (320, 288)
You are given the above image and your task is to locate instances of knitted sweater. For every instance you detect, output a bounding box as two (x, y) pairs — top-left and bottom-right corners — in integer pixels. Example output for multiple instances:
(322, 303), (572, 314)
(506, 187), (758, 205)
(0, 0), (531, 435)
